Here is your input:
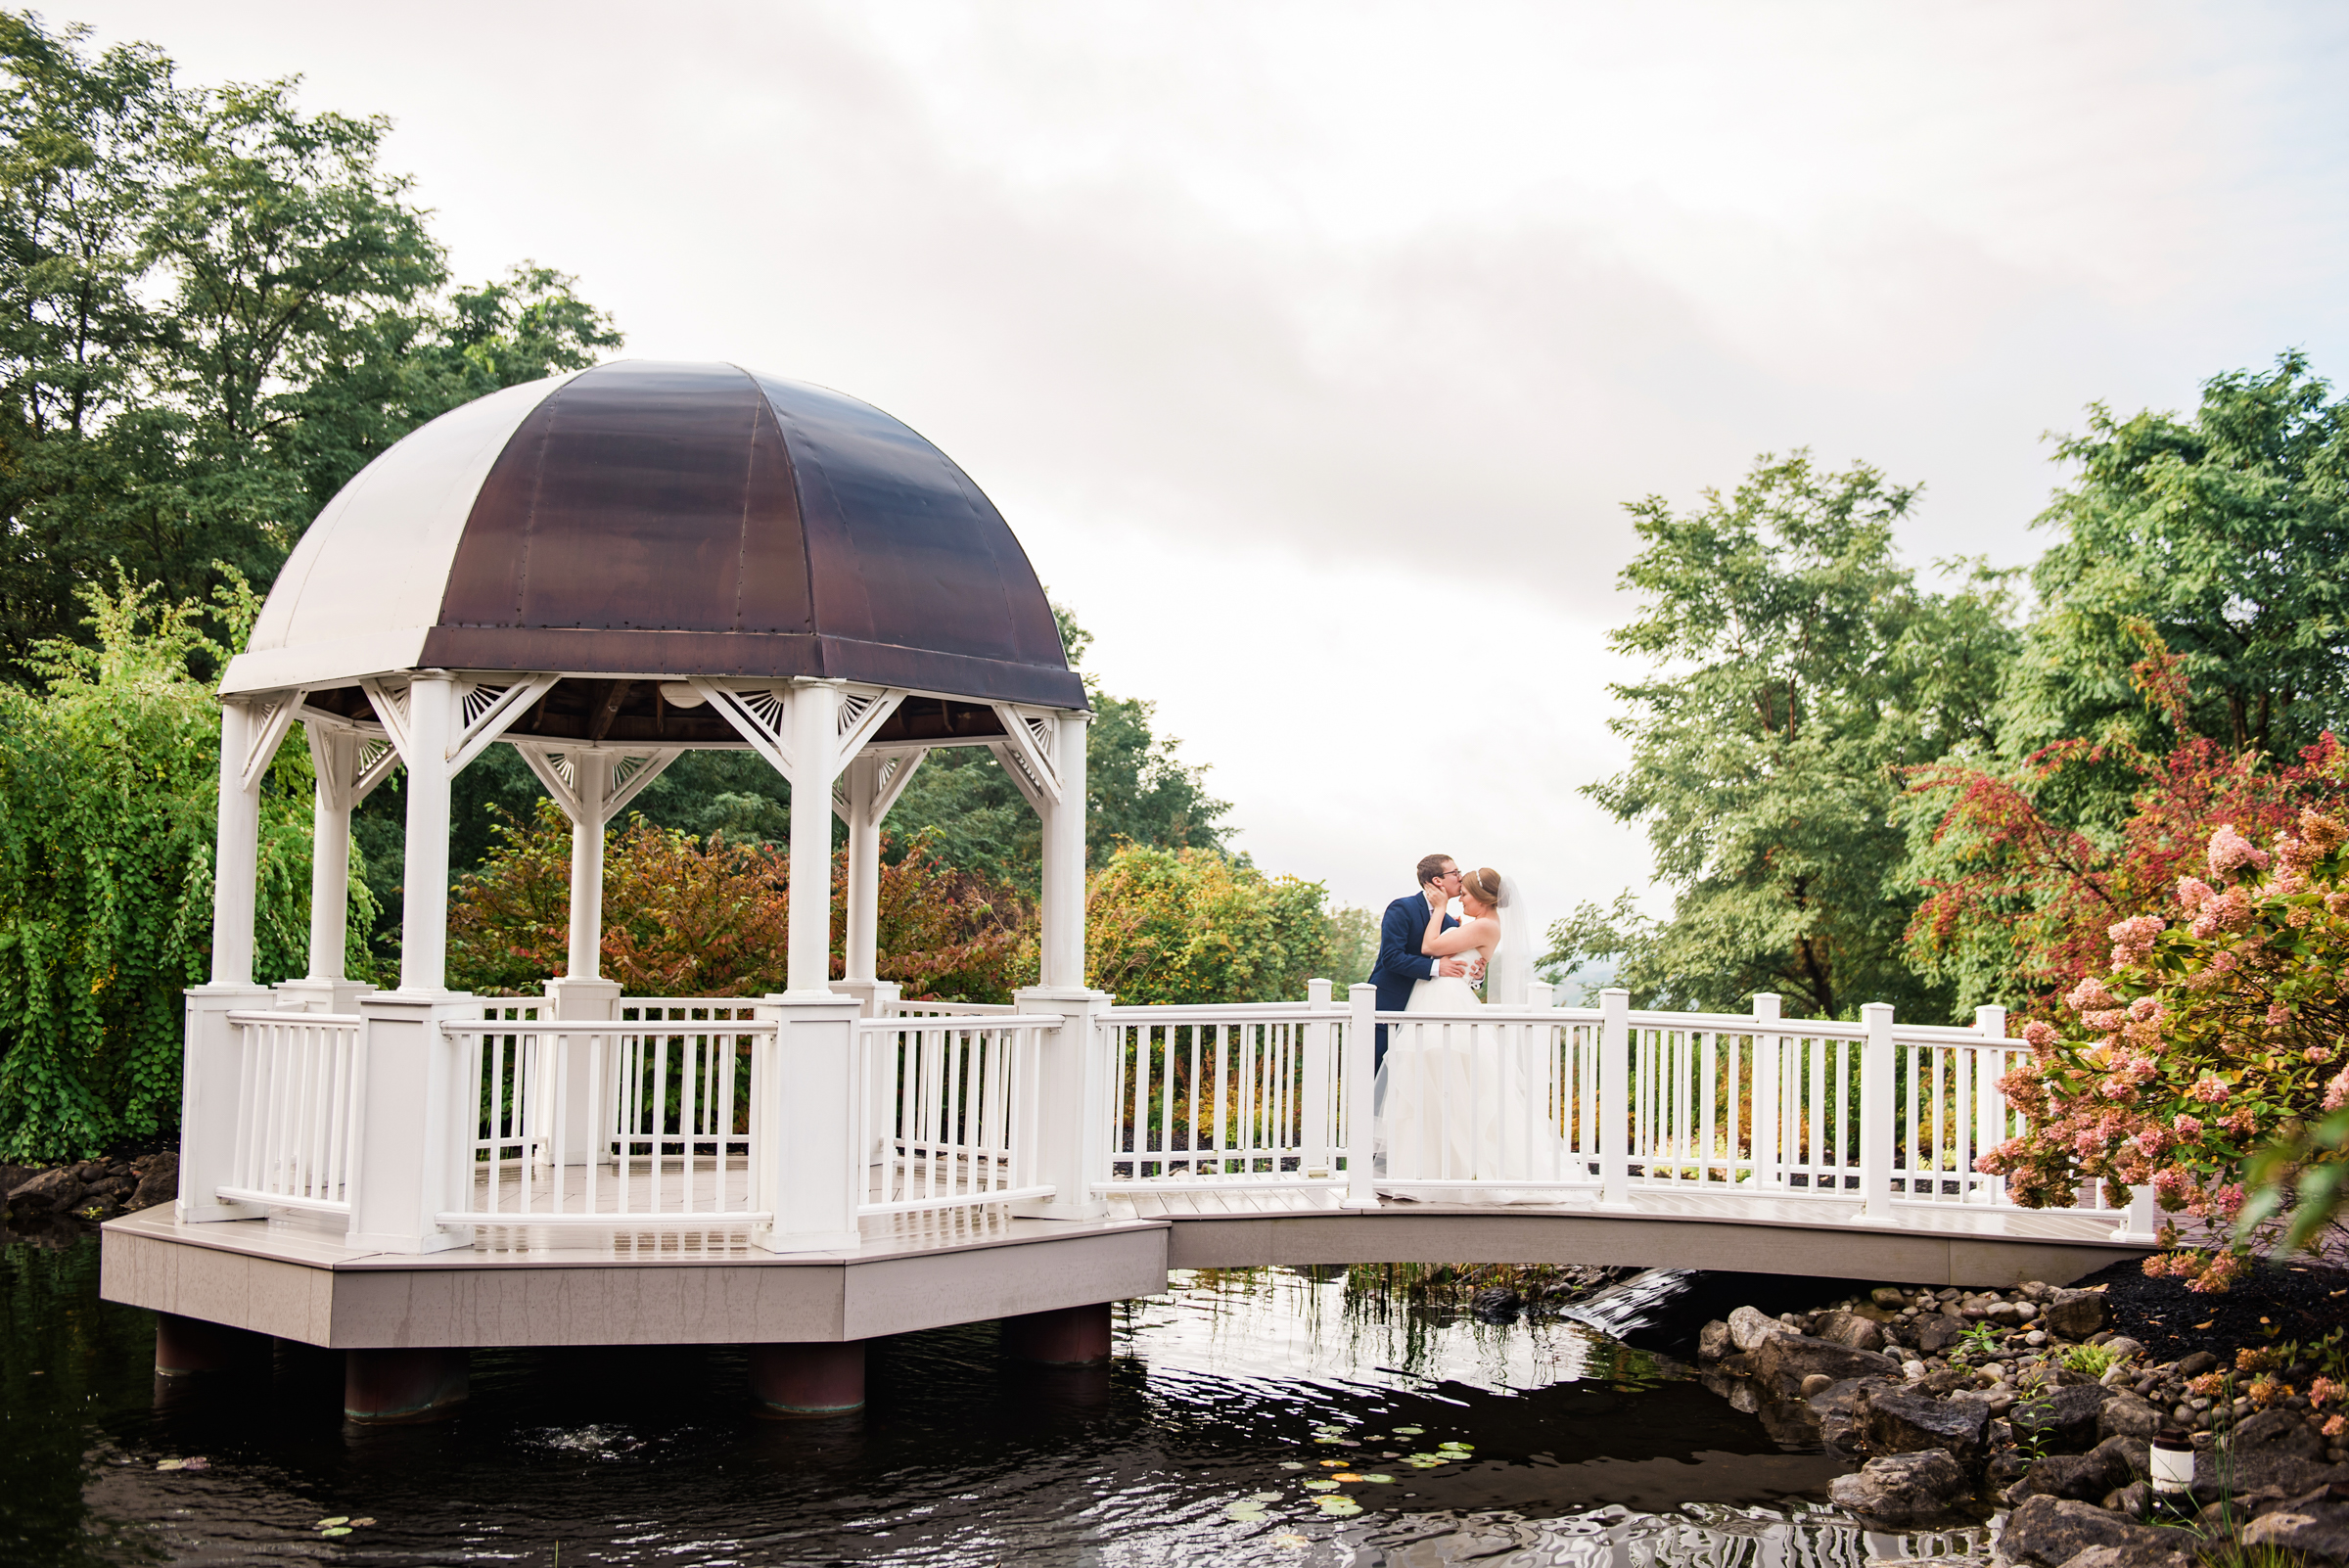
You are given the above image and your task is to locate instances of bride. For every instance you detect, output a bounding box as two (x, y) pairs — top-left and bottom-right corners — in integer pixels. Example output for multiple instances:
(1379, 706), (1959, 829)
(1375, 866), (1571, 1197)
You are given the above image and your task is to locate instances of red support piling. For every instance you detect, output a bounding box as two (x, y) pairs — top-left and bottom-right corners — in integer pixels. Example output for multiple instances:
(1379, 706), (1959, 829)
(344, 1347), (469, 1423)
(1000, 1302), (1113, 1364)
(749, 1341), (866, 1415)
(154, 1312), (269, 1376)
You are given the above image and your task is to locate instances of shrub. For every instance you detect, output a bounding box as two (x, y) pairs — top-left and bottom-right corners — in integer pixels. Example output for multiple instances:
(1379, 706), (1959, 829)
(1977, 814), (2349, 1286)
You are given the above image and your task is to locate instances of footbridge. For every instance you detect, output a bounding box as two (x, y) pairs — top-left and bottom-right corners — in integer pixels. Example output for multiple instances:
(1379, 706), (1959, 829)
(104, 986), (2151, 1416)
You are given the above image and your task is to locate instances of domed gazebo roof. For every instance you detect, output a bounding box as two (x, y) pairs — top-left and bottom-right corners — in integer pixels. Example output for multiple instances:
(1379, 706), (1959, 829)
(223, 361), (1084, 721)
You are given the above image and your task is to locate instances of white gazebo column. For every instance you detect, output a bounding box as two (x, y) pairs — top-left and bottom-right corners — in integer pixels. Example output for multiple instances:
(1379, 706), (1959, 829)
(277, 723), (383, 1015)
(397, 674), (460, 993)
(785, 682), (842, 995)
(542, 750), (621, 1165)
(1037, 712), (1089, 991)
(179, 697), (273, 1223)
(831, 752), (902, 1019)
(565, 751), (612, 983)
(1014, 709), (1106, 1222)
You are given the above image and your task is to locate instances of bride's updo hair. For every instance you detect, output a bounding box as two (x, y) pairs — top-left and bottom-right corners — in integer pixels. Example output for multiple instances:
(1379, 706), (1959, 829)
(1461, 867), (1507, 908)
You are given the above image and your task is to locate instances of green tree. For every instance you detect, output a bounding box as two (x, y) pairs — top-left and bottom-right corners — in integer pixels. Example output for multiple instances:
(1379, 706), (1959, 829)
(1085, 845), (1330, 1004)
(0, 13), (620, 675)
(2005, 352), (2349, 766)
(1558, 452), (2018, 1019)
(0, 571), (362, 1161)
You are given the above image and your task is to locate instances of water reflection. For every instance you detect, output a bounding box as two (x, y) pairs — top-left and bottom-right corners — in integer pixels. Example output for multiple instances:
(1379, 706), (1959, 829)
(3, 1231), (1994, 1566)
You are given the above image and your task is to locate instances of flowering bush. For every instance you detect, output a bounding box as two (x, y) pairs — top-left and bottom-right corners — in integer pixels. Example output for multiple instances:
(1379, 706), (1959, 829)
(1976, 814), (2349, 1287)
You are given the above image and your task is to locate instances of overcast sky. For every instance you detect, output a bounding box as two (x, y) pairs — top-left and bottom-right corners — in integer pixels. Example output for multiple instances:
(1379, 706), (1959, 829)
(71, 0), (2349, 935)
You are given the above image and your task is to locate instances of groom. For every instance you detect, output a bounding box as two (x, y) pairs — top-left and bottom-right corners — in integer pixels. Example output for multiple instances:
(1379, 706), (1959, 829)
(1369, 853), (1474, 1066)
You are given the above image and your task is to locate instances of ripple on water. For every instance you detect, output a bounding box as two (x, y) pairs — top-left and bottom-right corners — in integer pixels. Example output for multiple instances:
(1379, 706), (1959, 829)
(4, 1233), (1993, 1566)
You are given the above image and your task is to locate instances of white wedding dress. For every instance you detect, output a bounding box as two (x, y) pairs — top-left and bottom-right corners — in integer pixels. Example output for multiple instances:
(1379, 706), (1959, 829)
(1373, 936), (1575, 1201)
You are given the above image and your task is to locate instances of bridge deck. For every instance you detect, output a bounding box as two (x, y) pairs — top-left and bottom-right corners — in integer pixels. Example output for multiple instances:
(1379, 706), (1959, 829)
(100, 1176), (2143, 1350)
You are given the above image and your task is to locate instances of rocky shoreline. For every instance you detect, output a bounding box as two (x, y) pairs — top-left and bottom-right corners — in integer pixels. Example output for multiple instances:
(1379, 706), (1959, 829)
(1698, 1278), (2349, 1564)
(2, 1150), (177, 1242)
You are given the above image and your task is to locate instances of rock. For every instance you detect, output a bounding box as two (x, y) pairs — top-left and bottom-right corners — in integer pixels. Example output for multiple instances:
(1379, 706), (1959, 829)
(1810, 1377), (1878, 1451)
(1727, 1305), (1789, 1353)
(2007, 1451), (2132, 1505)
(2175, 1351), (2218, 1379)
(2044, 1288), (2109, 1340)
(5, 1166), (83, 1213)
(1470, 1287), (1521, 1322)
(1914, 1314), (1970, 1353)
(1817, 1311), (1888, 1353)
(1828, 1450), (1972, 1524)
(2098, 1393), (2162, 1441)
(2012, 1384), (2111, 1453)
(1998, 1496), (2189, 1567)
(2237, 1488), (2349, 1559)
(2047, 1542), (2193, 1568)
(1800, 1373), (1834, 1399)
(1916, 1366), (1974, 1397)
(2231, 1406), (2326, 1461)
(1987, 1449), (2033, 1488)
(1865, 1387), (1989, 1465)
(1749, 1331), (1903, 1392)
(2015, 1301), (2040, 1321)
(1698, 1319), (1731, 1360)
(2100, 1481), (2150, 1519)
(2091, 1433), (2149, 1482)
(1870, 1286), (1908, 1310)
(2101, 1337), (2145, 1363)
(126, 1152), (177, 1214)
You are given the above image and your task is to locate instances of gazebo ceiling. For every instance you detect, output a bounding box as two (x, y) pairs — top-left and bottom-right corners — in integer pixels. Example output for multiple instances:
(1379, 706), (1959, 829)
(223, 360), (1084, 713)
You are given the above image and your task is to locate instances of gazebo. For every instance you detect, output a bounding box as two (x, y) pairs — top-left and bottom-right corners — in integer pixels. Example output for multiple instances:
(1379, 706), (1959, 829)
(183, 360), (1100, 1257)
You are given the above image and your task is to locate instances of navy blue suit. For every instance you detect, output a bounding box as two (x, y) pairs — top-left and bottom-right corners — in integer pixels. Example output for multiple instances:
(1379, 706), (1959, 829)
(1368, 893), (1456, 1066)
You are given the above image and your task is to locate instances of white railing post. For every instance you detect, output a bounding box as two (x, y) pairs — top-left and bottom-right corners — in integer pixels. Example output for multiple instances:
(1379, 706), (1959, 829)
(345, 993), (482, 1253)
(1749, 992), (1782, 1190)
(1342, 984), (1378, 1208)
(2114, 1182), (2161, 1244)
(1599, 987), (1633, 1209)
(543, 978), (620, 1167)
(1301, 978), (1334, 1179)
(1861, 1001), (1896, 1222)
(754, 991), (864, 1251)
(176, 988), (270, 1222)
(1011, 985), (1111, 1220)
(1972, 1003), (2009, 1204)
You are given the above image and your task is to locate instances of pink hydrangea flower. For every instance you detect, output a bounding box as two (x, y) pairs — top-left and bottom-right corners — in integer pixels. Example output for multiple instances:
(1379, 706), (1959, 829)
(2312, 1376), (2342, 1410)
(2128, 996), (2164, 1023)
(2107, 915), (2166, 965)
(2172, 1114), (2203, 1137)
(2177, 875), (2217, 912)
(2190, 1076), (2232, 1104)
(2208, 823), (2272, 876)
(2066, 977), (2117, 1013)
(2326, 1065), (2349, 1113)
(2266, 1001), (2291, 1027)
(2022, 1020), (2057, 1049)
(2326, 1414), (2347, 1440)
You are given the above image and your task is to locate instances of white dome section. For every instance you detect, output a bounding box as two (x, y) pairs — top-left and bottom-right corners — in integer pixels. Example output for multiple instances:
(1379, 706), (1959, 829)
(225, 372), (584, 695)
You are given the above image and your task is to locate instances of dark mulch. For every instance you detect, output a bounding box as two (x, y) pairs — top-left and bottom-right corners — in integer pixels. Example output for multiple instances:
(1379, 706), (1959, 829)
(2069, 1254), (2349, 1366)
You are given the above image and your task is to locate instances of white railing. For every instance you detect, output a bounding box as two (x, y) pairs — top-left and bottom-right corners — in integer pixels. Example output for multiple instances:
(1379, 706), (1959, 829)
(856, 1014), (1057, 1215)
(1099, 996), (1349, 1190)
(1091, 988), (2152, 1235)
(884, 998), (1017, 1019)
(218, 1011), (363, 1215)
(437, 1008), (776, 1226)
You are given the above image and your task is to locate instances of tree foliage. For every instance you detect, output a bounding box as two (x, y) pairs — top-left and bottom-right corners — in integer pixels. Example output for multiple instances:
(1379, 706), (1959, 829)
(446, 800), (1035, 1001)
(0, 13), (620, 675)
(2004, 352), (2349, 766)
(1979, 814), (2349, 1284)
(1085, 845), (1331, 1005)
(0, 572), (356, 1161)
(1557, 452), (2017, 1018)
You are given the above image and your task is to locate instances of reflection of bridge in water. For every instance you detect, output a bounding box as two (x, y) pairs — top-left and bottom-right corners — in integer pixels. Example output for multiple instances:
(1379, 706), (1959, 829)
(106, 985), (2148, 1421)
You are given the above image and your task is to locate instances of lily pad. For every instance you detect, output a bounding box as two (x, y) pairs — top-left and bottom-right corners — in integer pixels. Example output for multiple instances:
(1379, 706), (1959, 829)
(1318, 1459), (1347, 1468)
(320, 1527), (352, 1538)
(348, 1519), (376, 1528)
(317, 1518), (350, 1528)
(1316, 1499), (1363, 1516)
(1405, 1456), (1447, 1469)
(1360, 1474), (1395, 1484)
(1274, 1535), (1312, 1548)
(1438, 1441), (1473, 1452)
(1331, 1473), (1363, 1482)
(1225, 1503), (1267, 1520)
(1312, 1436), (1346, 1445)
(1304, 1478), (1339, 1492)
(1276, 1461), (1306, 1471)
(1392, 1425), (1424, 1435)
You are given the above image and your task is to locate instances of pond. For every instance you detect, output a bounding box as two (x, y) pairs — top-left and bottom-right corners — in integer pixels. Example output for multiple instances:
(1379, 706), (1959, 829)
(2, 1229), (1997, 1566)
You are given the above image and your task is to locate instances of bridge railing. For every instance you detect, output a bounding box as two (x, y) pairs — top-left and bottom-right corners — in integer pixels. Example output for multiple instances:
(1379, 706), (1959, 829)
(1089, 985), (2156, 1239)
